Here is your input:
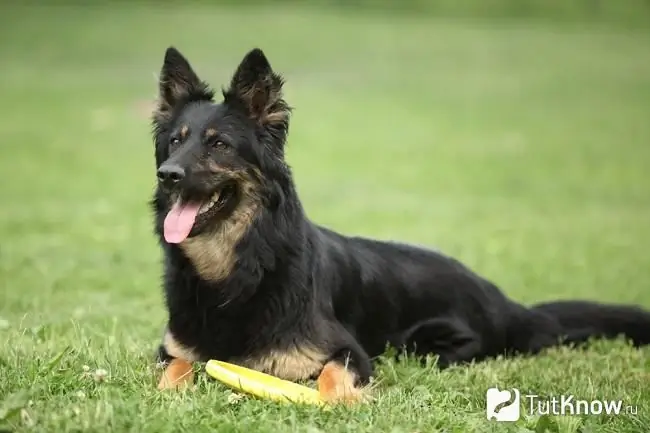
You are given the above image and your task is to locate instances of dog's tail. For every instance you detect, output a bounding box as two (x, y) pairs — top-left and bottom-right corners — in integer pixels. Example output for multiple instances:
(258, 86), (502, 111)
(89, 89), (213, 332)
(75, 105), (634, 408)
(531, 300), (650, 348)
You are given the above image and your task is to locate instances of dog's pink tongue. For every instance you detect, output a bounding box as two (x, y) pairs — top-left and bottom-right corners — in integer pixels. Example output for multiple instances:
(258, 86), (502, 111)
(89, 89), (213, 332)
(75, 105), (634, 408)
(163, 201), (201, 244)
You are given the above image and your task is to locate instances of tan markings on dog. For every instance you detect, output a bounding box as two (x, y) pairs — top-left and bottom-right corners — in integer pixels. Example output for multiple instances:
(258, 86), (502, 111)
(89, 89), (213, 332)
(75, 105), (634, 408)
(265, 109), (290, 125)
(238, 345), (328, 382)
(163, 331), (199, 362)
(180, 170), (262, 282)
(180, 125), (189, 139)
(205, 128), (218, 139)
(235, 79), (290, 126)
(204, 159), (261, 178)
(317, 361), (373, 405)
(154, 81), (186, 121)
(158, 358), (194, 390)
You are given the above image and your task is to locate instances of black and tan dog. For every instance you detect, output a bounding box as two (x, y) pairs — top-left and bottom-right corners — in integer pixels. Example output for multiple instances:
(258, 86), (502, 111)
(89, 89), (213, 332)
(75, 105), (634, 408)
(151, 47), (650, 402)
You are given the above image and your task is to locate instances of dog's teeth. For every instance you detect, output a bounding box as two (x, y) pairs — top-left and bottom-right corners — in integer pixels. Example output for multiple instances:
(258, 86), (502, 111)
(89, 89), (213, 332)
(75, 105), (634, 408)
(197, 191), (222, 215)
(199, 203), (212, 214)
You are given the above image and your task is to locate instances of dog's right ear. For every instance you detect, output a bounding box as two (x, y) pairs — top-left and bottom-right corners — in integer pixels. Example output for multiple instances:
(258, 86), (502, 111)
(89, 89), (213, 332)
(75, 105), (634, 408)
(154, 47), (213, 121)
(225, 48), (289, 128)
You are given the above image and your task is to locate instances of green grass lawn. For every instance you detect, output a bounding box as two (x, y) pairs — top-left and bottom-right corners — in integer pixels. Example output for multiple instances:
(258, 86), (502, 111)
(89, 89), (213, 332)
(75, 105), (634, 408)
(1, 3), (650, 432)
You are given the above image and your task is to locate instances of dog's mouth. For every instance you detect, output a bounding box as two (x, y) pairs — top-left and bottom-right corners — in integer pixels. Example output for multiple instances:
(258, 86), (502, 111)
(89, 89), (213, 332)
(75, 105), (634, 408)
(163, 183), (238, 244)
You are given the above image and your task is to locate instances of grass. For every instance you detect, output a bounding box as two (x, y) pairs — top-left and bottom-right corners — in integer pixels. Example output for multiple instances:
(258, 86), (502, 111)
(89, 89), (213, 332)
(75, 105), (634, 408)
(1, 3), (650, 432)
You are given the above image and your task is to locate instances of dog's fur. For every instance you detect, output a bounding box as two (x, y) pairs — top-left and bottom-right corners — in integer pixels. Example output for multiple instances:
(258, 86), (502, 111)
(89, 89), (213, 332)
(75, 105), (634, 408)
(151, 47), (650, 401)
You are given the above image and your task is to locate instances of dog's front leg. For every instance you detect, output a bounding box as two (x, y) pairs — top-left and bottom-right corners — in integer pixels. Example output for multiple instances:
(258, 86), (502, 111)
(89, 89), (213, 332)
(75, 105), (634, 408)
(156, 330), (196, 390)
(317, 347), (374, 404)
(158, 358), (195, 390)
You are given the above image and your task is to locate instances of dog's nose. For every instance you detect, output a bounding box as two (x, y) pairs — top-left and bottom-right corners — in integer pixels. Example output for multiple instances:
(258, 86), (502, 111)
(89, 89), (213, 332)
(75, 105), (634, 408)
(157, 164), (185, 186)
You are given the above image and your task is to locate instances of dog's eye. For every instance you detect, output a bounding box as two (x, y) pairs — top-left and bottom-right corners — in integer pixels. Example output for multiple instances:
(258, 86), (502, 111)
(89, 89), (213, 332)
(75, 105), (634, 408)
(211, 140), (226, 149)
(170, 137), (180, 146)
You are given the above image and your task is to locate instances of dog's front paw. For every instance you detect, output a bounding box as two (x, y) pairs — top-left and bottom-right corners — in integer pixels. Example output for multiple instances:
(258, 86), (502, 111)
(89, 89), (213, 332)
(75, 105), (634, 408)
(157, 358), (195, 390)
(317, 362), (372, 404)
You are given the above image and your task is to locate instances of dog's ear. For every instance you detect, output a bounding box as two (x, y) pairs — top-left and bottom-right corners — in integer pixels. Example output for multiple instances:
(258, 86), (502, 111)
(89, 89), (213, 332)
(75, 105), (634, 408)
(155, 47), (213, 120)
(225, 48), (290, 127)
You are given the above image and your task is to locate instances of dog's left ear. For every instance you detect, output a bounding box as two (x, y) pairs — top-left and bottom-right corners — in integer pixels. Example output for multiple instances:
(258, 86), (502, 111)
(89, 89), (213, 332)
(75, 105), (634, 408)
(155, 47), (213, 121)
(225, 48), (290, 127)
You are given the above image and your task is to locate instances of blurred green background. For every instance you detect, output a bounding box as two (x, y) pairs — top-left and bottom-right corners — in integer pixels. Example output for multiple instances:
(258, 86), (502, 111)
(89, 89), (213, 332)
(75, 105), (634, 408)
(0, 1), (649, 432)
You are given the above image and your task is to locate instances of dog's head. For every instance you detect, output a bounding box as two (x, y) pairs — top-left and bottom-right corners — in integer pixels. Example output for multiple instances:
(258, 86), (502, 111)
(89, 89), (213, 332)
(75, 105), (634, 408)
(151, 47), (290, 245)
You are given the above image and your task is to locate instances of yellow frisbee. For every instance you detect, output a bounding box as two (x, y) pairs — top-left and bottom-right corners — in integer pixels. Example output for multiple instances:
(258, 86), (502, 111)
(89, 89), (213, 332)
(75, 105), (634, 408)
(205, 360), (326, 407)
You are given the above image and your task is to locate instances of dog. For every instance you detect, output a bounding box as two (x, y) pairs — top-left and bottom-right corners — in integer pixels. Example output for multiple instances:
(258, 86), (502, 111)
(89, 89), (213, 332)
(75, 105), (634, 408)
(150, 47), (650, 402)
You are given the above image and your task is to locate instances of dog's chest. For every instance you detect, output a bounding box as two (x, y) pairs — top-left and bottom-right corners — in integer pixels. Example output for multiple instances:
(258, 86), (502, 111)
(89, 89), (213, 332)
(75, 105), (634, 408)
(164, 246), (326, 381)
(166, 300), (327, 382)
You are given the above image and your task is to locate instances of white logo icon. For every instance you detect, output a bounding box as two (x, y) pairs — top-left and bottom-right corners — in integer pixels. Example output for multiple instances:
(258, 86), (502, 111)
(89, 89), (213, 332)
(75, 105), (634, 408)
(486, 387), (521, 421)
